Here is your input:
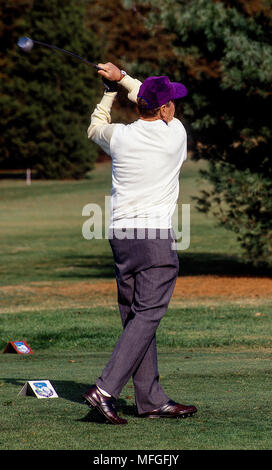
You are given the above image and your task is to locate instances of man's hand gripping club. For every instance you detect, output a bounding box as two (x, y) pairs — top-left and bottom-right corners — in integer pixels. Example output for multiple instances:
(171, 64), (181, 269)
(97, 62), (123, 93)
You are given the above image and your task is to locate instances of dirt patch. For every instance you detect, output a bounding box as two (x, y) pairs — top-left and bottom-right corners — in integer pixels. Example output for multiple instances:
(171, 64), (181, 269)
(1, 275), (272, 313)
(173, 276), (272, 299)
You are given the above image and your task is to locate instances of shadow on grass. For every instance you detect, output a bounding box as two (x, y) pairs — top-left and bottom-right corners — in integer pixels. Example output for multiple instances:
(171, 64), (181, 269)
(50, 379), (137, 417)
(178, 252), (272, 277)
(61, 254), (115, 279)
(48, 379), (136, 424)
(61, 252), (271, 279)
(2, 377), (136, 424)
(52, 379), (132, 424)
(2, 377), (89, 404)
(79, 400), (137, 425)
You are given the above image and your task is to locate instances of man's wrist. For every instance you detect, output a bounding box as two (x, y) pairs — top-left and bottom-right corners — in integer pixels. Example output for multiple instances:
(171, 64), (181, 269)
(118, 70), (127, 82)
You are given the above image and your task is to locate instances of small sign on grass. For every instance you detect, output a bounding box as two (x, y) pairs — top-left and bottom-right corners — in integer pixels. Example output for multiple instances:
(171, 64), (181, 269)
(18, 380), (58, 399)
(3, 341), (33, 354)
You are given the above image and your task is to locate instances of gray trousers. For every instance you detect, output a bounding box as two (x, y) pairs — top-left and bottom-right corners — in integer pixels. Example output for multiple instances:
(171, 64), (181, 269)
(96, 228), (179, 414)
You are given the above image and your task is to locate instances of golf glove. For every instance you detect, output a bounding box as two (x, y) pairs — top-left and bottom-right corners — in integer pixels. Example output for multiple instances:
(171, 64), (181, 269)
(102, 77), (118, 93)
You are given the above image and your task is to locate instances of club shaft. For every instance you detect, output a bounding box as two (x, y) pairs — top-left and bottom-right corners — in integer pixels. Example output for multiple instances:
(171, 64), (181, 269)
(33, 40), (101, 69)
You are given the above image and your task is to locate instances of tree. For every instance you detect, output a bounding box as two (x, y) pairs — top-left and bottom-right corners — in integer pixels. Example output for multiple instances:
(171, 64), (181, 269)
(86, 0), (176, 125)
(0, 0), (101, 178)
(124, 0), (272, 265)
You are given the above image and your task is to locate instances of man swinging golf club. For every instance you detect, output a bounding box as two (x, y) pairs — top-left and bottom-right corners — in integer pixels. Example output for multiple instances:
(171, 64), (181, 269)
(83, 63), (197, 424)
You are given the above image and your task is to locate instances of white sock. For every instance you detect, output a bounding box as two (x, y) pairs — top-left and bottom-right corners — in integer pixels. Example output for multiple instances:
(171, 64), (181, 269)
(97, 385), (111, 397)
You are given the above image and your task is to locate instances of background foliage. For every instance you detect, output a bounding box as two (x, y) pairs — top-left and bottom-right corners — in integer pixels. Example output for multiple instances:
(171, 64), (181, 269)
(0, 0), (100, 178)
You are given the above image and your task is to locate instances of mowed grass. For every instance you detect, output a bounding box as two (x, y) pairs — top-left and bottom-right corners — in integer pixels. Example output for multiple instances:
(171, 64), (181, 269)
(0, 157), (253, 287)
(0, 304), (271, 352)
(0, 349), (271, 450)
(0, 164), (114, 286)
(0, 158), (271, 450)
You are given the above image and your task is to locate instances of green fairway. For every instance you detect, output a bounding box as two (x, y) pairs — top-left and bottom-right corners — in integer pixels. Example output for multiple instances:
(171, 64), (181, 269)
(0, 159), (271, 450)
(1, 0), (272, 457)
(0, 304), (271, 352)
(0, 303), (271, 450)
(1, 158), (258, 288)
(0, 349), (271, 450)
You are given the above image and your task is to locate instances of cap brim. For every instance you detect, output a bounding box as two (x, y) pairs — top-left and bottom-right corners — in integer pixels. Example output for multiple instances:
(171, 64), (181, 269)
(172, 82), (188, 99)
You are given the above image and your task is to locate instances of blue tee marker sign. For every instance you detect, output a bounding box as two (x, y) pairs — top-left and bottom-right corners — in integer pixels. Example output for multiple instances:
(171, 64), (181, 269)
(18, 380), (58, 399)
(3, 341), (33, 354)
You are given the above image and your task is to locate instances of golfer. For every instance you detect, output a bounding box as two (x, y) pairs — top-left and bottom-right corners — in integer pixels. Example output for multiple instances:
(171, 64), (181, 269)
(83, 63), (197, 425)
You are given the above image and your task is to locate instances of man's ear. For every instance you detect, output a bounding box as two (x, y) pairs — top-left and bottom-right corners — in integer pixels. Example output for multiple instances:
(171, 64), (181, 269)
(159, 104), (167, 119)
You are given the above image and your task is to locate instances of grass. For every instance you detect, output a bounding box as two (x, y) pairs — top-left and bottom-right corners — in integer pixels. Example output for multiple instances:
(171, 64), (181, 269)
(0, 158), (271, 451)
(0, 349), (271, 450)
(1, 157), (260, 288)
(0, 304), (271, 352)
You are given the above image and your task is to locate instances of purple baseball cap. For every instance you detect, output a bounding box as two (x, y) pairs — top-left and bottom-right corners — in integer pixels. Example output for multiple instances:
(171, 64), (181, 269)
(137, 76), (188, 109)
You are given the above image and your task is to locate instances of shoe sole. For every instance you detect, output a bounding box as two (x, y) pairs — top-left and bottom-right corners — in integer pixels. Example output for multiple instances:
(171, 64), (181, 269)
(143, 411), (197, 419)
(82, 394), (127, 425)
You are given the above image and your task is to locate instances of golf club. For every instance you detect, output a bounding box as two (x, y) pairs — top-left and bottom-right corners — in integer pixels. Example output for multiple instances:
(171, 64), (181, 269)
(17, 36), (103, 70)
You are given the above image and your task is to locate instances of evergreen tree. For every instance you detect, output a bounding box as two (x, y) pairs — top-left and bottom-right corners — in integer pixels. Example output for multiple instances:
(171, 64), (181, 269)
(86, 0), (175, 125)
(124, 0), (272, 265)
(0, 0), (101, 178)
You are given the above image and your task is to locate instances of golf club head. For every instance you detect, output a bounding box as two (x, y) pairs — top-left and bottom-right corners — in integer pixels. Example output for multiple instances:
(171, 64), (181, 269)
(17, 36), (34, 52)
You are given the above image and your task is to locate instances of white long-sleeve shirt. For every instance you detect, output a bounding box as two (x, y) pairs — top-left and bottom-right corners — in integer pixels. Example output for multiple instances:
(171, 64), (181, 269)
(87, 74), (142, 154)
(88, 75), (187, 229)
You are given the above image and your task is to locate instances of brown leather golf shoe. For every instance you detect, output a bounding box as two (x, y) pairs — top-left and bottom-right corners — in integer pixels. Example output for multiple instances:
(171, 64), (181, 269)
(82, 385), (128, 425)
(139, 400), (197, 419)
